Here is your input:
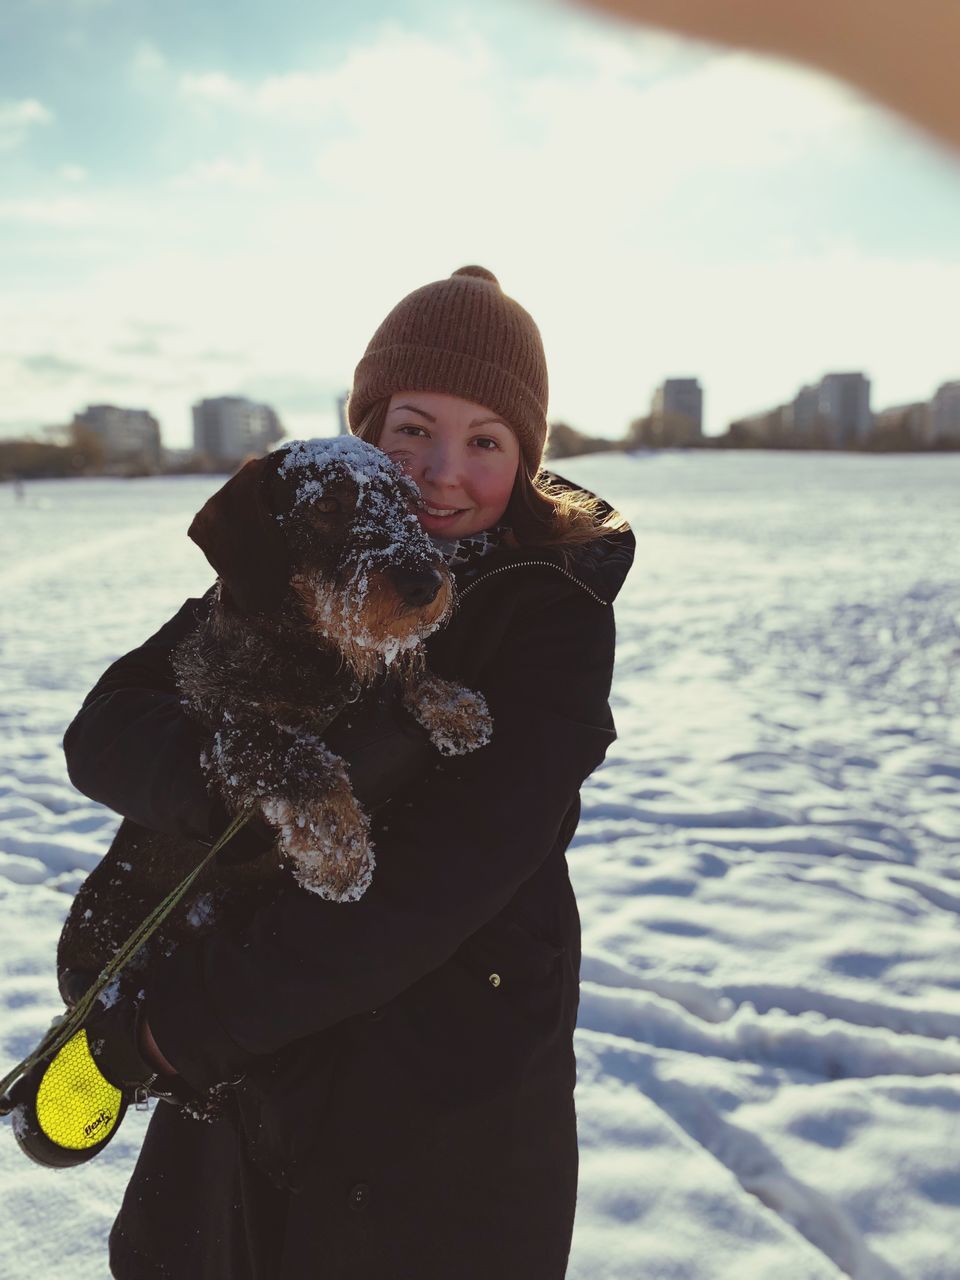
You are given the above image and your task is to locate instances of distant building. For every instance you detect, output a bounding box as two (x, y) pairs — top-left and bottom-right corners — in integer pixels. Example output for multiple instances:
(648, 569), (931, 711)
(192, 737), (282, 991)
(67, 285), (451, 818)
(770, 373), (872, 447)
(192, 396), (284, 465)
(785, 384), (820, 444)
(336, 393), (350, 436)
(929, 380), (960, 444)
(816, 373), (872, 447)
(71, 404), (162, 471)
(648, 378), (704, 445)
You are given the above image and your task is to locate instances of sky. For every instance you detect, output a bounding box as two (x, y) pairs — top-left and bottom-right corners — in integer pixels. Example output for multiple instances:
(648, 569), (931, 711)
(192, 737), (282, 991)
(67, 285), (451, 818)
(2, 0), (960, 447)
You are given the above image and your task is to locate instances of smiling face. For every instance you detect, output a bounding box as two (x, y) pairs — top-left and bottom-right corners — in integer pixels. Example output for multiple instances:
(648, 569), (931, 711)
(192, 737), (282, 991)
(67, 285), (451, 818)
(380, 392), (522, 539)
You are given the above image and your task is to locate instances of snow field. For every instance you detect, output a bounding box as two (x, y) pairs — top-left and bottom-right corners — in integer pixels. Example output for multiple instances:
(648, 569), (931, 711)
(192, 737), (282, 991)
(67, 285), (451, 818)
(1, 454), (958, 1278)
(567, 452), (960, 1279)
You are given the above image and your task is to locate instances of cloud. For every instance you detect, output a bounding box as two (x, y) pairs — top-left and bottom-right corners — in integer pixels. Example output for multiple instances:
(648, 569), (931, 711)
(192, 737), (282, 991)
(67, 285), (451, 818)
(10, 351), (146, 391)
(167, 22), (874, 253)
(237, 372), (349, 415)
(0, 196), (102, 226)
(173, 24), (520, 157)
(0, 98), (53, 151)
(18, 353), (91, 381)
(109, 333), (245, 364)
(196, 347), (246, 363)
(172, 156), (266, 189)
(129, 320), (182, 338)
(112, 338), (164, 357)
(130, 41), (168, 81)
(503, 49), (872, 230)
(178, 32), (491, 121)
(175, 25), (867, 156)
(179, 71), (244, 106)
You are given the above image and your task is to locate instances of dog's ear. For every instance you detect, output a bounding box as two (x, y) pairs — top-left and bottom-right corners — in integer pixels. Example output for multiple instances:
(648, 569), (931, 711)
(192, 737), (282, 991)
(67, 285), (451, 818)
(188, 455), (291, 614)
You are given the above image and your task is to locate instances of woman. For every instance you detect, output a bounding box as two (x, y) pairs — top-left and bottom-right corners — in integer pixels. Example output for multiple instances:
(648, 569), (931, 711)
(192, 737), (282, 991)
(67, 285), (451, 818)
(63, 265), (635, 1279)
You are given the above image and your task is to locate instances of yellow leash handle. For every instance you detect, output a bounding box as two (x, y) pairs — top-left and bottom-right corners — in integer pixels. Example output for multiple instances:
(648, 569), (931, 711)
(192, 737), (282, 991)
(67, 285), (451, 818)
(35, 1029), (123, 1152)
(6, 1027), (127, 1167)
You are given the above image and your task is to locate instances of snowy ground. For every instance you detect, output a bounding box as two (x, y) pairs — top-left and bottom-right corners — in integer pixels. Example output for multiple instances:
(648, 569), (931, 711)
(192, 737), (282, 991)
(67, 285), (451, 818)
(1, 451), (958, 1279)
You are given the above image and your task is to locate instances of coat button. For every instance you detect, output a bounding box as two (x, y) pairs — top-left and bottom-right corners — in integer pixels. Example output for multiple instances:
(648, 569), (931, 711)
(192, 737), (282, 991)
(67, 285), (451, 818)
(488, 973), (501, 988)
(348, 1182), (370, 1211)
(368, 1007), (383, 1021)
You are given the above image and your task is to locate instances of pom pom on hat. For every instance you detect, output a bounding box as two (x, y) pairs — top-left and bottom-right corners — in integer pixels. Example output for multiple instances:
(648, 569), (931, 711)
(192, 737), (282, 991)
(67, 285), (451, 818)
(452, 265), (500, 285)
(348, 266), (548, 474)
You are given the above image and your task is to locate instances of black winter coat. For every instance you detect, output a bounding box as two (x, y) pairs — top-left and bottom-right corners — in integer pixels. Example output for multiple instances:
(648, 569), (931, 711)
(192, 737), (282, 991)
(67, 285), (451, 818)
(62, 508), (635, 1280)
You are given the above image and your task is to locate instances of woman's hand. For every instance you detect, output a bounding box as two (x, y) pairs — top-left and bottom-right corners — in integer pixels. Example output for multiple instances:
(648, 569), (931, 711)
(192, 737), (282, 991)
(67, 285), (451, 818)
(138, 1015), (178, 1078)
(83, 997), (195, 1103)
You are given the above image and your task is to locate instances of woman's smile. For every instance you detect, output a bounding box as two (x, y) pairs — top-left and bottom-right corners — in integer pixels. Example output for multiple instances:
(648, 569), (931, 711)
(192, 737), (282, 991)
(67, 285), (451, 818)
(421, 501), (464, 518)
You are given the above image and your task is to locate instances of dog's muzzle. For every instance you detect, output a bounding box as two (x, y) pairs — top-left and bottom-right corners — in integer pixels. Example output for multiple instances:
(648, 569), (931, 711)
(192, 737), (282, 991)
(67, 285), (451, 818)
(386, 565), (444, 609)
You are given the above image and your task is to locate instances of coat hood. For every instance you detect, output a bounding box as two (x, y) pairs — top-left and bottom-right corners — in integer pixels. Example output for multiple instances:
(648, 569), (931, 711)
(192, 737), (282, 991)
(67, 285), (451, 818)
(544, 467), (635, 605)
(457, 468), (634, 607)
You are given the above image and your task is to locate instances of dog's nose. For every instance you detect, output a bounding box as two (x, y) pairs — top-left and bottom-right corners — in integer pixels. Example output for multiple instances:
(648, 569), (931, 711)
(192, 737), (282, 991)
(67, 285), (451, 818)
(387, 565), (443, 608)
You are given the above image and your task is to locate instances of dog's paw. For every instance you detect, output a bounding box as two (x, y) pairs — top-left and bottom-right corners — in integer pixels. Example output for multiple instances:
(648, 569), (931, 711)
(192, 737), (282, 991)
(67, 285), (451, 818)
(402, 674), (493, 756)
(261, 777), (374, 903)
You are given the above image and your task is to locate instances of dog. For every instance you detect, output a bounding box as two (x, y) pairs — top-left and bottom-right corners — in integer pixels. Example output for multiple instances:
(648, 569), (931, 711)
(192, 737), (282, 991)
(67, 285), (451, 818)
(57, 437), (493, 1002)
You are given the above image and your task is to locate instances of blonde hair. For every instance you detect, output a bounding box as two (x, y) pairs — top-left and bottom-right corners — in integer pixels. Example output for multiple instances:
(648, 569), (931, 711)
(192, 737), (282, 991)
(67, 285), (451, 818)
(351, 398), (625, 555)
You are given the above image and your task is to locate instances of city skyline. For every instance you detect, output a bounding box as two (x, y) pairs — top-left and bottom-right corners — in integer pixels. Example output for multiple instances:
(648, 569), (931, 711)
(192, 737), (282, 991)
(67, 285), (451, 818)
(3, 0), (960, 447)
(32, 367), (957, 475)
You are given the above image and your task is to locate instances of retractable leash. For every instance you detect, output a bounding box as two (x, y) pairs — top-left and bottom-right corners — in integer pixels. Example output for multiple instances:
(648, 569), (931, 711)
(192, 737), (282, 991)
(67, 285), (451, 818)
(0, 808), (252, 1167)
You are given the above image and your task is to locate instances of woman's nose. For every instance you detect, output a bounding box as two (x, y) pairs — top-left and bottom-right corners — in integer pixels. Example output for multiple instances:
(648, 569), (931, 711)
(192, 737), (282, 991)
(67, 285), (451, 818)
(422, 442), (460, 486)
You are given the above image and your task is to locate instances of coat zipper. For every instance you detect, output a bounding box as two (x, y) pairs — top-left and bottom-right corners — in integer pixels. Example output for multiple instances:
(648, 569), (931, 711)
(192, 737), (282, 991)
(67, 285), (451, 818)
(457, 560), (610, 606)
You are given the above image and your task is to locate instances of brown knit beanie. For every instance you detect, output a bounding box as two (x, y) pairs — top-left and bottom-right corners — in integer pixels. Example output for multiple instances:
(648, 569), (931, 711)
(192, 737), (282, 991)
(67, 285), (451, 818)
(348, 265), (548, 475)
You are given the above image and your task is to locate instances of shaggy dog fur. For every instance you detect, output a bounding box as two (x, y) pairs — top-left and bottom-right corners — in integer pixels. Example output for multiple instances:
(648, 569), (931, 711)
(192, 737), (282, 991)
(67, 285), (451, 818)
(57, 438), (492, 1004)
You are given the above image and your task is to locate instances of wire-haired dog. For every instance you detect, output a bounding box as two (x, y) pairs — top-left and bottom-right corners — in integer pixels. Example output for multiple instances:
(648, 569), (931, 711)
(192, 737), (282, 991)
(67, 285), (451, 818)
(57, 437), (492, 1000)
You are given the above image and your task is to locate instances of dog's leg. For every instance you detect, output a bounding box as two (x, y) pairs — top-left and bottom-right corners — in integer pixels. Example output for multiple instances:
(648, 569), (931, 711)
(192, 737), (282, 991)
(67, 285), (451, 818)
(207, 718), (374, 903)
(401, 674), (494, 756)
(261, 757), (373, 903)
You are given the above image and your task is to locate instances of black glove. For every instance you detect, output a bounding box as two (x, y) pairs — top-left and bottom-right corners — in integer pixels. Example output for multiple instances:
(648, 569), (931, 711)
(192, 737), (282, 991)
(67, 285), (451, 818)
(59, 970), (192, 1107)
(323, 682), (434, 812)
(85, 992), (197, 1106)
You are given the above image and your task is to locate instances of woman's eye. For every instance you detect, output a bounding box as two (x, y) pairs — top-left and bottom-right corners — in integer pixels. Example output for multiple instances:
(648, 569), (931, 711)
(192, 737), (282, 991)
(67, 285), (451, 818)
(397, 424), (427, 437)
(473, 437), (500, 451)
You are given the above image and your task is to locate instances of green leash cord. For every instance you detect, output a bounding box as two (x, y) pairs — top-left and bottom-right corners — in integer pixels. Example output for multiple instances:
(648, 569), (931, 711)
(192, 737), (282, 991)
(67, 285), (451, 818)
(0, 807), (252, 1109)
